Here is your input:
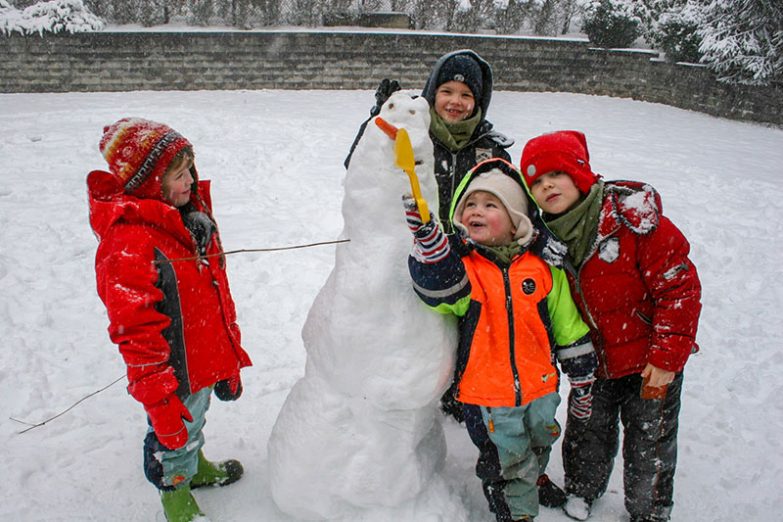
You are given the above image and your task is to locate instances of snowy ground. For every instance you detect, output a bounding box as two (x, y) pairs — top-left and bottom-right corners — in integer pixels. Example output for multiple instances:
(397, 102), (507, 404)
(1, 89), (781, 521)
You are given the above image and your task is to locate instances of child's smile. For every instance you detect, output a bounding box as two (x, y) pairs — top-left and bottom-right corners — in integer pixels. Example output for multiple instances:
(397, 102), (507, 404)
(434, 80), (476, 124)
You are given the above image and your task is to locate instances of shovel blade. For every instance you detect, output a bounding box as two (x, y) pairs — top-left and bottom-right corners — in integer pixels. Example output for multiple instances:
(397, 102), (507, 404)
(394, 128), (430, 224)
(394, 127), (416, 173)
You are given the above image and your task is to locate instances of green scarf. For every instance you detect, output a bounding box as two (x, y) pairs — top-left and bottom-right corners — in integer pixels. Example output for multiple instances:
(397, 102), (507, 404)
(545, 180), (604, 268)
(429, 106), (483, 152)
(483, 241), (523, 266)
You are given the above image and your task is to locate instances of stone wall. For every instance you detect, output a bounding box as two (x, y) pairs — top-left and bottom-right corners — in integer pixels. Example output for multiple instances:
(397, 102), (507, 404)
(2, 31), (780, 126)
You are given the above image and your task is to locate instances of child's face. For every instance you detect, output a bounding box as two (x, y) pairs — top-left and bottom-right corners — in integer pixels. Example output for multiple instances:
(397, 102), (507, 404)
(460, 191), (515, 246)
(162, 157), (194, 208)
(530, 171), (581, 215)
(434, 81), (475, 123)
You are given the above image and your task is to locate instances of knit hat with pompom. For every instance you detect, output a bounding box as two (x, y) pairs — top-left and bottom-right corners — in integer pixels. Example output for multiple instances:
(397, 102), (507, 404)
(99, 117), (192, 200)
(520, 130), (599, 194)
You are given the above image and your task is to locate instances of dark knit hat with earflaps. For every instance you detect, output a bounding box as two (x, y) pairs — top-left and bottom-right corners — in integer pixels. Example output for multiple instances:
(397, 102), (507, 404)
(435, 53), (484, 104)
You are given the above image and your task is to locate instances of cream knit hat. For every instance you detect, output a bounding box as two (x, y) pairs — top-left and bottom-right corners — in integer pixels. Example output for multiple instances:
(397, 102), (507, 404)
(453, 168), (534, 245)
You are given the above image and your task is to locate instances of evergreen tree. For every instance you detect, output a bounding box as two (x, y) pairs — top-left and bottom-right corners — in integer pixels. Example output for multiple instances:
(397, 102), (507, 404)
(697, 0), (783, 85)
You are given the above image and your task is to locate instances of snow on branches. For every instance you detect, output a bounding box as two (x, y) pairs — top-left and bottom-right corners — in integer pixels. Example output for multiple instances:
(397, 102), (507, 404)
(0, 0), (104, 36)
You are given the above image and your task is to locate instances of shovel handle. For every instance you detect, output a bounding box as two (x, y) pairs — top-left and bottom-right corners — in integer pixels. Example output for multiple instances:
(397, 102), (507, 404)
(405, 167), (430, 224)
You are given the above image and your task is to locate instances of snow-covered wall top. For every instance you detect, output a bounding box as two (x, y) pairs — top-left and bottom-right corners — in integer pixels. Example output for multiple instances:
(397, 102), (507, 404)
(2, 31), (780, 126)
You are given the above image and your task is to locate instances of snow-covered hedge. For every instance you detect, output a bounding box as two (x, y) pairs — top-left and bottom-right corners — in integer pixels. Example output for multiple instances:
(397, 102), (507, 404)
(654, 3), (703, 64)
(697, 0), (783, 86)
(0, 0), (103, 36)
(580, 0), (641, 48)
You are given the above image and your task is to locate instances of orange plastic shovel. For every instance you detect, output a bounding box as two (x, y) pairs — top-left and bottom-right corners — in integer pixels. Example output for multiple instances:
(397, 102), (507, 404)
(375, 117), (430, 224)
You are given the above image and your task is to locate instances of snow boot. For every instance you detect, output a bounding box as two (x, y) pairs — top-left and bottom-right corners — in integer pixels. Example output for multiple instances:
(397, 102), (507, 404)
(564, 494), (591, 521)
(190, 450), (243, 489)
(537, 474), (566, 508)
(160, 485), (204, 522)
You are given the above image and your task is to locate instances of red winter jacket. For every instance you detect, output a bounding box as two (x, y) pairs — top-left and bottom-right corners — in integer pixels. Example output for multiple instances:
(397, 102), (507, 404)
(567, 181), (701, 379)
(88, 170), (252, 408)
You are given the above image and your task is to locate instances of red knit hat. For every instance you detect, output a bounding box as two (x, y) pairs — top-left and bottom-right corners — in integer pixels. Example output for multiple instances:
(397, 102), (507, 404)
(99, 117), (192, 200)
(519, 130), (599, 194)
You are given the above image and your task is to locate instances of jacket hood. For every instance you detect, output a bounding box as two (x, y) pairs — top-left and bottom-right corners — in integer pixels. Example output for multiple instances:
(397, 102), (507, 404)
(449, 158), (532, 224)
(87, 169), (212, 243)
(450, 158), (569, 266)
(599, 181), (662, 237)
(422, 49), (494, 122)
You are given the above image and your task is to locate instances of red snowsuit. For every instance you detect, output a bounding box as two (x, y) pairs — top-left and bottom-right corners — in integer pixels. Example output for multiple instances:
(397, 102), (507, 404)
(567, 180), (701, 379)
(561, 181), (701, 519)
(88, 170), (252, 413)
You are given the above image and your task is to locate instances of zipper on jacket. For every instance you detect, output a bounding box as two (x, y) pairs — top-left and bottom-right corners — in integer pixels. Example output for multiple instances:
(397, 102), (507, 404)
(502, 267), (522, 406)
(449, 150), (458, 206)
(566, 258), (609, 375)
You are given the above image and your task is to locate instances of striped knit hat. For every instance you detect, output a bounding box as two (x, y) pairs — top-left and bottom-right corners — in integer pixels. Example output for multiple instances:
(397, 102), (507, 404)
(99, 117), (192, 199)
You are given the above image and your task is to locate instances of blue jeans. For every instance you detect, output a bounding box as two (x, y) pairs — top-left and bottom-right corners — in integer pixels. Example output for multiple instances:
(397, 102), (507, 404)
(143, 387), (211, 490)
(464, 392), (562, 521)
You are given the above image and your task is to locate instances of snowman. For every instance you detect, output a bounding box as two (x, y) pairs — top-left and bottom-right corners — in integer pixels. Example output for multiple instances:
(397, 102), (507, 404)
(267, 92), (457, 520)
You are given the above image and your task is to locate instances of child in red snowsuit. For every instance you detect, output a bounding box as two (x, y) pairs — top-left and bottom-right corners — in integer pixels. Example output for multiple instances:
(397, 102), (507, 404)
(87, 117), (252, 522)
(520, 130), (702, 522)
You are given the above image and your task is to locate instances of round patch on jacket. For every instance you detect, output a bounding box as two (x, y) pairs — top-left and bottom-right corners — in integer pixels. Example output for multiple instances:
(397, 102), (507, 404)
(475, 147), (492, 163)
(521, 278), (536, 295)
(598, 237), (620, 263)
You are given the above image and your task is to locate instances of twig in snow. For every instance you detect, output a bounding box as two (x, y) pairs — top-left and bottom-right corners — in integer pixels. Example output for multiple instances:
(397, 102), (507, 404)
(10, 374), (125, 434)
(155, 238), (350, 264)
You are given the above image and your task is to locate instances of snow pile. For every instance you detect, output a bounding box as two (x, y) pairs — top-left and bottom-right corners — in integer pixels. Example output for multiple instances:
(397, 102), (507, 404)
(2, 89), (782, 521)
(0, 0), (103, 36)
(267, 92), (459, 520)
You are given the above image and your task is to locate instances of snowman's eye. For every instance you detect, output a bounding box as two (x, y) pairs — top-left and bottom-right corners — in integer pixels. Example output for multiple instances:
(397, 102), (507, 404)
(409, 109), (416, 115)
(388, 103), (394, 110)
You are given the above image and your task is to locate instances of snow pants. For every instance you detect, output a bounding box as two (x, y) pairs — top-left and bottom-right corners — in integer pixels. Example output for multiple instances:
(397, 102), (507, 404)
(143, 387), (211, 490)
(563, 372), (683, 521)
(464, 392), (562, 521)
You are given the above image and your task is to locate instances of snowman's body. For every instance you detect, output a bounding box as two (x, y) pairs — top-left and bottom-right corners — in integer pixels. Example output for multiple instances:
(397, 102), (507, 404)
(268, 93), (457, 520)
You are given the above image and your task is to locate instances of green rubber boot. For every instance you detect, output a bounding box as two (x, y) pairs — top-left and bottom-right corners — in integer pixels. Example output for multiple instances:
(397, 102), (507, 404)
(190, 450), (244, 489)
(160, 485), (204, 522)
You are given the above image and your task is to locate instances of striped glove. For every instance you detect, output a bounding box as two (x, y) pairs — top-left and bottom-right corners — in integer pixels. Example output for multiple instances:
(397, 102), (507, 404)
(568, 374), (595, 421)
(403, 194), (450, 263)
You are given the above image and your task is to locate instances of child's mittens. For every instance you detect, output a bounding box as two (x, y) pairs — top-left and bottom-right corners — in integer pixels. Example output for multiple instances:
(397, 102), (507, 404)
(403, 194), (449, 263)
(568, 374), (595, 421)
(214, 373), (243, 401)
(145, 394), (193, 449)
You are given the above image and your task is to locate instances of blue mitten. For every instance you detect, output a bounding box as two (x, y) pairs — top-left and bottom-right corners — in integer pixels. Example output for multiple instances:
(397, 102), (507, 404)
(403, 195), (449, 263)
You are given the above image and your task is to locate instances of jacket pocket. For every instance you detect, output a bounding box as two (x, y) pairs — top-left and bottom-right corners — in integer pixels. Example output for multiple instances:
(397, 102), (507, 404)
(635, 310), (653, 326)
